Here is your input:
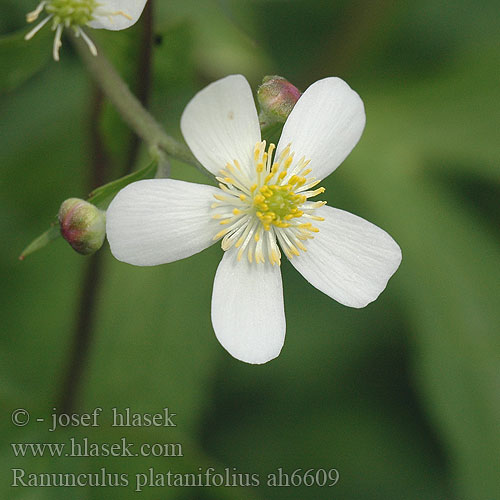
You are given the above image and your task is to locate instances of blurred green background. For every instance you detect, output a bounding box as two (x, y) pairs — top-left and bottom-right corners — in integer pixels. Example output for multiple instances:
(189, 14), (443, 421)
(1, 0), (499, 498)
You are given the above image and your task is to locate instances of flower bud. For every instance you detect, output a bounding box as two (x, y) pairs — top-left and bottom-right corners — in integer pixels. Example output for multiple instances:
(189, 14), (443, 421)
(257, 75), (301, 126)
(58, 198), (106, 255)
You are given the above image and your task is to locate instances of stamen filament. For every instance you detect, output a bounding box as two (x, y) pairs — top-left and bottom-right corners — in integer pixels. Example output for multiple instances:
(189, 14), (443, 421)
(53, 23), (63, 61)
(77, 27), (97, 56)
(25, 14), (53, 40)
(211, 141), (326, 265)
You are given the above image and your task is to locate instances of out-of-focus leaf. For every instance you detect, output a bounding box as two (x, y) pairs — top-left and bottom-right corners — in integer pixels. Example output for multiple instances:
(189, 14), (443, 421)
(155, 0), (270, 82)
(0, 26), (51, 93)
(340, 45), (500, 499)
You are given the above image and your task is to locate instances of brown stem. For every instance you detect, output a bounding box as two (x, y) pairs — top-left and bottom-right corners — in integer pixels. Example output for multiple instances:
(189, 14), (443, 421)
(125, 0), (154, 173)
(59, 252), (104, 414)
(89, 87), (112, 187)
(58, 4), (158, 413)
(58, 87), (109, 414)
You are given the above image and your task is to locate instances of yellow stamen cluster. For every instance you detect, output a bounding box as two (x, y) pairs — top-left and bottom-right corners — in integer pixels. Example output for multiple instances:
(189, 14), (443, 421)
(211, 141), (326, 265)
(254, 183), (306, 230)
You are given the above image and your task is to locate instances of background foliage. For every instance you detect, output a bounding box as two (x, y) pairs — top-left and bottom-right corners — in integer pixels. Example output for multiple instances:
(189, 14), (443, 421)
(1, 0), (499, 498)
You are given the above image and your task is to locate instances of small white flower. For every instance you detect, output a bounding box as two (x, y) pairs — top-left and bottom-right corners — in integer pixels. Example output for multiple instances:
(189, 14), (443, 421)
(106, 75), (402, 364)
(24, 0), (148, 61)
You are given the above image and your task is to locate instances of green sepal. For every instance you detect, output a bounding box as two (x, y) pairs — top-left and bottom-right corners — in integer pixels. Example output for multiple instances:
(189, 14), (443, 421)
(86, 159), (158, 208)
(19, 160), (158, 260)
(18, 224), (60, 261)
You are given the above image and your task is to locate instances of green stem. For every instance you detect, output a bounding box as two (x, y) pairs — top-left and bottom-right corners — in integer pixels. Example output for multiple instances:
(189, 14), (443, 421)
(70, 33), (213, 180)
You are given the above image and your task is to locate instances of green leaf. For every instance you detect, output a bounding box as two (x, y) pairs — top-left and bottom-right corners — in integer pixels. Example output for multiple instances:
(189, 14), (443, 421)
(19, 160), (158, 260)
(87, 159), (158, 208)
(0, 26), (51, 93)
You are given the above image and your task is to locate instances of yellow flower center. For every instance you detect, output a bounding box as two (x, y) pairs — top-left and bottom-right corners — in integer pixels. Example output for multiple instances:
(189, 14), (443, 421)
(211, 141), (326, 265)
(253, 182), (306, 231)
(45, 0), (99, 26)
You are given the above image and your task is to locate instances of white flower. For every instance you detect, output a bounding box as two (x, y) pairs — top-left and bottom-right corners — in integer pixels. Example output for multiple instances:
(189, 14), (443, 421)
(24, 0), (148, 61)
(106, 75), (402, 364)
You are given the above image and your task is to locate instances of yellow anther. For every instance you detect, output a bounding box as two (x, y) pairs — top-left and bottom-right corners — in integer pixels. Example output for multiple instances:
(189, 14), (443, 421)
(214, 228), (230, 239)
(295, 240), (307, 251)
(212, 140), (326, 264)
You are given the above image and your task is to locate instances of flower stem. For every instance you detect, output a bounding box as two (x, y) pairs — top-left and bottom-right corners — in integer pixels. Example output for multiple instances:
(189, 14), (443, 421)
(59, 252), (104, 413)
(125, 0), (154, 173)
(70, 32), (212, 180)
(59, 86), (108, 414)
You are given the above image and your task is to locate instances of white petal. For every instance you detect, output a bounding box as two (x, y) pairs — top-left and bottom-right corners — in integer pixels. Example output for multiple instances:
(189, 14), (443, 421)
(290, 206), (401, 308)
(276, 77), (365, 181)
(212, 250), (285, 364)
(88, 0), (147, 31)
(180, 75), (261, 177)
(106, 179), (221, 266)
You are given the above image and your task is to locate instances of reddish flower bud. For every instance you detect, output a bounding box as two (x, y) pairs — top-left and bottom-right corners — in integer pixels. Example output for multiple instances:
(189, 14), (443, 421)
(257, 75), (301, 126)
(59, 198), (106, 255)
